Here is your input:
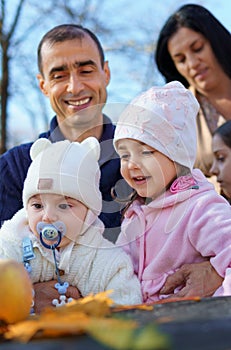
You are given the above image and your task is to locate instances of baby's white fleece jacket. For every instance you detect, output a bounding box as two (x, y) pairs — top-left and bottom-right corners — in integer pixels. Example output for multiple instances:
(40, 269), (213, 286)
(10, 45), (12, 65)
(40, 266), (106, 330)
(0, 208), (142, 305)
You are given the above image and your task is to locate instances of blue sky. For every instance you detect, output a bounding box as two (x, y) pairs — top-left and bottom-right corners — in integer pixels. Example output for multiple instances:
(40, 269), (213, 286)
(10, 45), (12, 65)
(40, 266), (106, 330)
(104, 0), (231, 121)
(203, 0), (231, 29)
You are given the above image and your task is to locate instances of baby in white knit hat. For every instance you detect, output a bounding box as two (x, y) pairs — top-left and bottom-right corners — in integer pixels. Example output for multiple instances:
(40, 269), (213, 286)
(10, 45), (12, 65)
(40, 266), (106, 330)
(0, 137), (142, 310)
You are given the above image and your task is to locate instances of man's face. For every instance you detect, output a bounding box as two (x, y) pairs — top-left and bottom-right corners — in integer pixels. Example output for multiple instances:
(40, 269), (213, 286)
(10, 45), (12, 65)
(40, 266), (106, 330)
(37, 35), (110, 129)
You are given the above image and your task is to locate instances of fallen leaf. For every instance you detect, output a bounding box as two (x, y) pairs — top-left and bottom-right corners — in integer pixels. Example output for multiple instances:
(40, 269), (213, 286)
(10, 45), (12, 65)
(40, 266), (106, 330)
(86, 317), (138, 349)
(5, 319), (41, 343)
(4, 290), (170, 349)
(149, 296), (201, 305)
(4, 291), (115, 342)
(132, 324), (170, 350)
(86, 318), (170, 350)
(112, 304), (153, 312)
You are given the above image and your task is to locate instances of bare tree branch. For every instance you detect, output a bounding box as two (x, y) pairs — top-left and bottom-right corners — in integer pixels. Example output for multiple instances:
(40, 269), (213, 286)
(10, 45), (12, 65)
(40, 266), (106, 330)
(6, 0), (25, 42)
(1, 0), (161, 151)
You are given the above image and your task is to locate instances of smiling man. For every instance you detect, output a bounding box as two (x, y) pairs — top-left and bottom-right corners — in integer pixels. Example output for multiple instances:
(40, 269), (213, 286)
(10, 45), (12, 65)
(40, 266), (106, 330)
(0, 25), (124, 240)
(37, 26), (110, 142)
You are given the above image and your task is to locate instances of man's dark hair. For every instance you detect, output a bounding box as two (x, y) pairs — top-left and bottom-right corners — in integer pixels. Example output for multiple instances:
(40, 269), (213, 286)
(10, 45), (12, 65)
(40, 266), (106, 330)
(37, 24), (105, 75)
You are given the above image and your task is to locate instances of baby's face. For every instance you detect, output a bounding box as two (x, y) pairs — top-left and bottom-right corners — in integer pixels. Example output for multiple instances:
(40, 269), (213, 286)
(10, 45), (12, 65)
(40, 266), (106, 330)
(117, 138), (177, 200)
(27, 194), (88, 248)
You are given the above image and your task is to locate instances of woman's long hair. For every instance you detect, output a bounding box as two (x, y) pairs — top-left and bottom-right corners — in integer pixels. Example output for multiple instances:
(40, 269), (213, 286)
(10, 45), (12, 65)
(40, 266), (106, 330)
(155, 4), (231, 87)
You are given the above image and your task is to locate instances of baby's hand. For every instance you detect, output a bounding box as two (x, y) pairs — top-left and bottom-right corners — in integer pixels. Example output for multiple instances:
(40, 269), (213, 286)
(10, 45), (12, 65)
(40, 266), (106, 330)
(33, 281), (82, 313)
(66, 285), (82, 299)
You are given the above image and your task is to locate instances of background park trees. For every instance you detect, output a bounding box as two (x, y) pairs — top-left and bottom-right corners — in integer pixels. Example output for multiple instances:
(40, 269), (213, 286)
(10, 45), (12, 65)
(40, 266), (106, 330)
(0, 0), (222, 153)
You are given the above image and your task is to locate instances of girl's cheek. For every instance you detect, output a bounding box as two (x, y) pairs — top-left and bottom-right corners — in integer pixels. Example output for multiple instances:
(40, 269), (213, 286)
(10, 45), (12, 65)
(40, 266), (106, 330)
(120, 166), (127, 178)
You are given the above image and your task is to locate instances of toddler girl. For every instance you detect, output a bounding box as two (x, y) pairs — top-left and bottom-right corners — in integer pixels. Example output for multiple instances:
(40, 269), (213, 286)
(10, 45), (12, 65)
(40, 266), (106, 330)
(113, 81), (231, 303)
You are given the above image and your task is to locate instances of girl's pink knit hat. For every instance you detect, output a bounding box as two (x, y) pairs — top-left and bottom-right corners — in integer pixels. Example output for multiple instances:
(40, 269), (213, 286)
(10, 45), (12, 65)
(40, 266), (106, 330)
(114, 81), (200, 170)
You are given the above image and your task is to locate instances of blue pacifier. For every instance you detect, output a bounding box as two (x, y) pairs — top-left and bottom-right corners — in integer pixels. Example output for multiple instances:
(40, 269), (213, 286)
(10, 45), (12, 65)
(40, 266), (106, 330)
(37, 221), (70, 296)
(37, 221), (66, 249)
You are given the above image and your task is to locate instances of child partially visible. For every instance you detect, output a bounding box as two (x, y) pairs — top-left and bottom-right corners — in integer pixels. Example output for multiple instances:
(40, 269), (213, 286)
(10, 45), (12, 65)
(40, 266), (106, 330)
(113, 81), (231, 303)
(210, 120), (231, 200)
(0, 137), (142, 309)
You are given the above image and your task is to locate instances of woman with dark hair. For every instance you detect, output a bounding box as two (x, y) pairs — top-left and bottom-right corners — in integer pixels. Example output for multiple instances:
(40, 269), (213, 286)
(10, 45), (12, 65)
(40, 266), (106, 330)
(211, 121), (231, 199)
(155, 4), (231, 185)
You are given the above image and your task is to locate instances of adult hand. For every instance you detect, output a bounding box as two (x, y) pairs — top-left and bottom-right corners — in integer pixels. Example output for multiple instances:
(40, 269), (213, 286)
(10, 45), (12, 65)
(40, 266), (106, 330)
(159, 261), (223, 298)
(33, 280), (82, 314)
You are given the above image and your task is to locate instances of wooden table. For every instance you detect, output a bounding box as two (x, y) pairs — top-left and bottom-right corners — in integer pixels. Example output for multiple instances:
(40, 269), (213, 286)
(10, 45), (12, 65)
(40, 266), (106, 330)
(1, 296), (231, 350)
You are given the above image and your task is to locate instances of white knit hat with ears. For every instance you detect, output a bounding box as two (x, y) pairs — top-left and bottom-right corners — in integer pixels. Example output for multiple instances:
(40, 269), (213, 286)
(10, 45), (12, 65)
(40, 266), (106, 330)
(114, 81), (200, 170)
(23, 137), (102, 215)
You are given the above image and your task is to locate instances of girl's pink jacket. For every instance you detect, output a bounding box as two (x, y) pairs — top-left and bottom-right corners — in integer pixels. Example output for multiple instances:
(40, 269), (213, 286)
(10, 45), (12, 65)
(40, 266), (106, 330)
(116, 169), (231, 303)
